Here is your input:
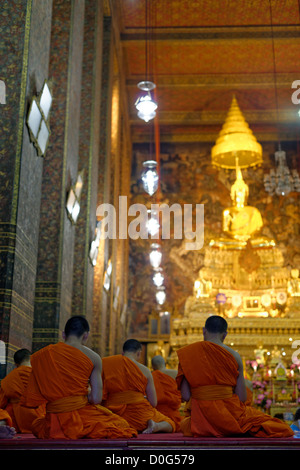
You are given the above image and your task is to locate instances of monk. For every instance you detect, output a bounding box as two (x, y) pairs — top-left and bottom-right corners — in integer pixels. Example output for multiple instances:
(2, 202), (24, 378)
(176, 315), (294, 438)
(23, 316), (137, 439)
(0, 349), (45, 433)
(102, 339), (176, 433)
(0, 409), (16, 439)
(151, 355), (183, 432)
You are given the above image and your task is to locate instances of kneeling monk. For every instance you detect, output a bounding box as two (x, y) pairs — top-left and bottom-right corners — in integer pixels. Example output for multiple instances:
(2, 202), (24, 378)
(23, 316), (137, 439)
(0, 349), (45, 433)
(176, 315), (294, 438)
(102, 340), (176, 433)
(151, 355), (183, 432)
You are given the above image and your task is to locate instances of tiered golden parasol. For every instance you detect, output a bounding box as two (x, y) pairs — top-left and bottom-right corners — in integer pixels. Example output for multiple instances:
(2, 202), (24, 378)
(211, 96), (262, 169)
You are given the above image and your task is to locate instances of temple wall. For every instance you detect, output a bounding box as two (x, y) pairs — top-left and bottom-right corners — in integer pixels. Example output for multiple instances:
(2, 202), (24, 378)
(0, 0), (53, 373)
(0, 0), (132, 375)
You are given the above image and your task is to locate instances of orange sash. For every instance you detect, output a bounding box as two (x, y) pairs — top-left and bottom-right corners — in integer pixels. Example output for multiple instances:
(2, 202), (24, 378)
(191, 385), (233, 400)
(104, 391), (145, 406)
(46, 395), (88, 413)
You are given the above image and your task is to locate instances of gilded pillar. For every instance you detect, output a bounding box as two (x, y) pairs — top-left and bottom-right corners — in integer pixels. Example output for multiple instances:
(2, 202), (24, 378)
(92, 15), (114, 357)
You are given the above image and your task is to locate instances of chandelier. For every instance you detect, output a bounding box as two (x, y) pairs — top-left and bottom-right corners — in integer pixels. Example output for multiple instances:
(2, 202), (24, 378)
(264, 0), (300, 197)
(264, 147), (300, 196)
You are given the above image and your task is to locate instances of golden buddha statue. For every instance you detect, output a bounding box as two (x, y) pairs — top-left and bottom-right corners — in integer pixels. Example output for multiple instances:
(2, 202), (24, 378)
(254, 345), (268, 365)
(210, 159), (275, 250)
(194, 271), (212, 298)
(288, 269), (300, 296)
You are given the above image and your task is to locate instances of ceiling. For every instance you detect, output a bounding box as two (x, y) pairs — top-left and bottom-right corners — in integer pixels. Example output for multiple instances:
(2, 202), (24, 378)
(111, 0), (300, 145)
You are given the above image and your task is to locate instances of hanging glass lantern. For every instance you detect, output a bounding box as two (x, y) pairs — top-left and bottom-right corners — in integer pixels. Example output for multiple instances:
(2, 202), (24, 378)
(156, 287), (166, 305)
(135, 93), (157, 122)
(135, 81), (157, 123)
(146, 209), (160, 237)
(141, 160), (159, 196)
(149, 243), (162, 268)
(153, 268), (164, 287)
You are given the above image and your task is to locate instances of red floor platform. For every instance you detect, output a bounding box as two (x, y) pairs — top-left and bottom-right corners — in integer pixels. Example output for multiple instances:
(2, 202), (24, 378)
(0, 432), (299, 451)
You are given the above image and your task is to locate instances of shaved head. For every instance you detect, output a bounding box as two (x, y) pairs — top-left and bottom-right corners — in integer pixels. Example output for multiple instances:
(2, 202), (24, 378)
(151, 355), (166, 370)
(64, 315), (90, 339)
(204, 315), (228, 334)
(203, 315), (228, 344)
(123, 339), (142, 353)
(14, 349), (31, 366)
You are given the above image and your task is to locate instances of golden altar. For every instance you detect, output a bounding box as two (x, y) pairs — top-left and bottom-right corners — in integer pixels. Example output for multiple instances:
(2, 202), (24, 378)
(147, 97), (300, 413)
(168, 166), (300, 365)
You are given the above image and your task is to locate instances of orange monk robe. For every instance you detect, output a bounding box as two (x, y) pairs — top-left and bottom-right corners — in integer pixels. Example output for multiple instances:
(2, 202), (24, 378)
(151, 370), (183, 432)
(0, 408), (13, 427)
(176, 341), (294, 438)
(102, 355), (176, 432)
(0, 365), (45, 433)
(24, 343), (137, 439)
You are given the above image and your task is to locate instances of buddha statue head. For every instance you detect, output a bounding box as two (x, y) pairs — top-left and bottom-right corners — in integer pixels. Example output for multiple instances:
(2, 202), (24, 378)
(230, 159), (249, 209)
